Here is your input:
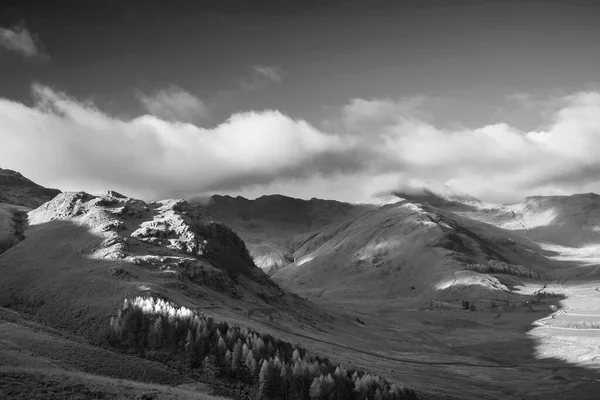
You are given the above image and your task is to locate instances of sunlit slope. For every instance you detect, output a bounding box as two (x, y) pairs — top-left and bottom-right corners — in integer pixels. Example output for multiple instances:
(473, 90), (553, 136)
(274, 200), (552, 304)
(0, 191), (302, 340)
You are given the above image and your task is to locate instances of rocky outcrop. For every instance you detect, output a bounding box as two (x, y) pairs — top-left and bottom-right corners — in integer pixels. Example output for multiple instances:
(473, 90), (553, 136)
(28, 191), (272, 292)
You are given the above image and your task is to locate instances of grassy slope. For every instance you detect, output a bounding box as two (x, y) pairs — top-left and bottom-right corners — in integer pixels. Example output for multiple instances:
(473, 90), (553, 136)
(0, 167), (61, 209)
(273, 200), (555, 306)
(0, 307), (230, 400)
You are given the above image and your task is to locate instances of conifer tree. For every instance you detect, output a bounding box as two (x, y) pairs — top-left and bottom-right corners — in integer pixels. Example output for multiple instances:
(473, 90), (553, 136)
(309, 376), (324, 400)
(280, 363), (292, 400)
(224, 349), (232, 377)
(245, 351), (258, 383)
(152, 317), (164, 349)
(258, 359), (271, 399)
(203, 354), (219, 379)
(232, 340), (243, 374)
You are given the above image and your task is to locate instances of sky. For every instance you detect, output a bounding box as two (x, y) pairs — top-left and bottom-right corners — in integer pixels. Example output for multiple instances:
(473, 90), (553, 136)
(1, 0), (600, 204)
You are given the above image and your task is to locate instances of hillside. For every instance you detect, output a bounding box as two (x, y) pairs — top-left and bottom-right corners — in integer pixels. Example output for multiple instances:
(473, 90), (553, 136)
(0, 188), (433, 399)
(0, 203), (27, 254)
(396, 189), (600, 249)
(198, 194), (371, 274)
(0, 190), (308, 341)
(463, 194), (600, 247)
(273, 200), (554, 307)
(0, 168), (60, 255)
(0, 168), (61, 209)
(3, 173), (600, 399)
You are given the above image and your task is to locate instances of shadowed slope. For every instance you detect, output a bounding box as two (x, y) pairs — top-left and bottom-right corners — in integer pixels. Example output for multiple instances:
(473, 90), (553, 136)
(0, 168), (60, 209)
(197, 194), (371, 274)
(0, 168), (61, 254)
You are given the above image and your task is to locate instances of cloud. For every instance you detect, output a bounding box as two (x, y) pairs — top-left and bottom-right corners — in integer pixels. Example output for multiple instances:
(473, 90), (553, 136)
(0, 23), (45, 58)
(238, 65), (283, 91)
(252, 65), (283, 84)
(138, 86), (210, 123)
(339, 91), (600, 203)
(0, 84), (352, 200)
(2, 84), (600, 204)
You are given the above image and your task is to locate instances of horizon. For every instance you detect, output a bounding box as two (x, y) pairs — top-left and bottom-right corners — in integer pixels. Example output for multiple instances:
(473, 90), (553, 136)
(5, 164), (600, 207)
(2, 0), (600, 204)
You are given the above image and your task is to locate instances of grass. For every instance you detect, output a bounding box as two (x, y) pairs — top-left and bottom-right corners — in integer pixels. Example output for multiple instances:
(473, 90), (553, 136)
(0, 308), (233, 400)
(0, 368), (233, 400)
(0, 309), (189, 386)
(0, 371), (117, 400)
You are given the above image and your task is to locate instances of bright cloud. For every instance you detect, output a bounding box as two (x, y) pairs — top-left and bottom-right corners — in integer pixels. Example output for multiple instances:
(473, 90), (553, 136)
(0, 23), (44, 58)
(138, 86), (210, 123)
(0, 84), (352, 200)
(2, 85), (600, 203)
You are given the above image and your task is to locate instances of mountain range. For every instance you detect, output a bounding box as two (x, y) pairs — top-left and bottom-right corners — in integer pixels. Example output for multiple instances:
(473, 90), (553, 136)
(2, 168), (600, 399)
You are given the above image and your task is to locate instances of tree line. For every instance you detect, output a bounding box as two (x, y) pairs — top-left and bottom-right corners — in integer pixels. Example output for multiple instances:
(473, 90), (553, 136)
(108, 296), (417, 400)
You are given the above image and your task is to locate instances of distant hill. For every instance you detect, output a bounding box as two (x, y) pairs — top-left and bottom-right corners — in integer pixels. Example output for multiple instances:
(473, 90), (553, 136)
(386, 188), (600, 248)
(273, 199), (553, 306)
(0, 168), (61, 209)
(439, 193), (600, 248)
(195, 194), (372, 274)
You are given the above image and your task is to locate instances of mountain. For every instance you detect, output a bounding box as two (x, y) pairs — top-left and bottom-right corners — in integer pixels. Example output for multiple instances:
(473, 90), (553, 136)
(393, 189), (600, 248)
(4, 170), (600, 399)
(197, 194), (371, 274)
(0, 190), (303, 340)
(387, 187), (489, 212)
(0, 168), (61, 209)
(0, 180), (427, 399)
(452, 193), (600, 247)
(273, 199), (551, 306)
(0, 168), (61, 254)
